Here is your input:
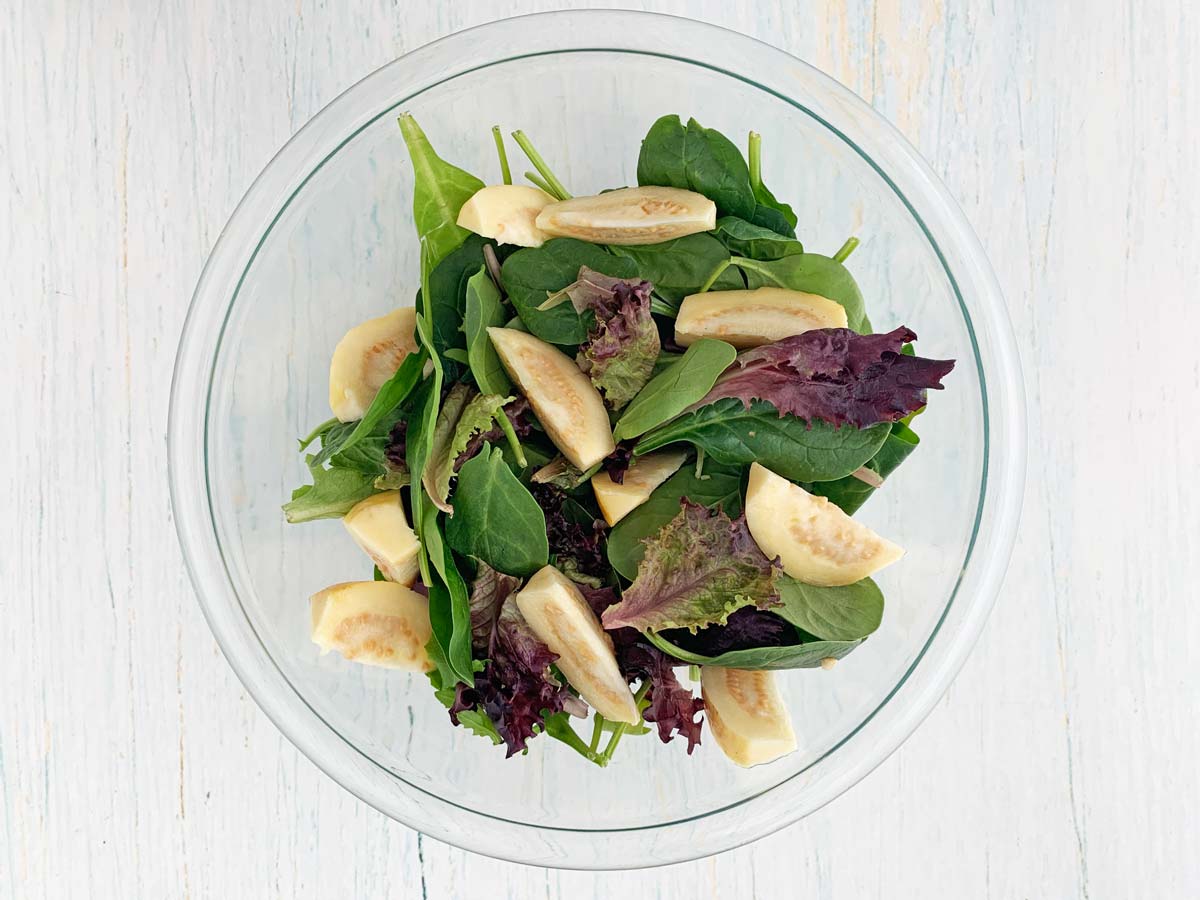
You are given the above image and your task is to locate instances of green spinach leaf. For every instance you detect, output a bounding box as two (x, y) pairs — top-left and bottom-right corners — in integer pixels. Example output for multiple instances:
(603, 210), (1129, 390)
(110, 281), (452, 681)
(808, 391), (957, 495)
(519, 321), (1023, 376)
(398, 114), (484, 271)
(426, 235), (488, 379)
(636, 115), (796, 237)
(406, 317), (443, 583)
(773, 576), (884, 642)
(313, 348), (426, 466)
(637, 115), (757, 221)
(501, 239), (639, 344)
(463, 266), (512, 395)
(644, 630), (862, 670)
(809, 421), (920, 514)
(713, 216), (804, 261)
(732, 254), (869, 332)
(611, 233), (741, 308)
(421, 505), (475, 686)
(607, 460), (742, 580)
(445, 446), (549, 577)
(634, 397), (890, 483)
(612, 338), (737, 442)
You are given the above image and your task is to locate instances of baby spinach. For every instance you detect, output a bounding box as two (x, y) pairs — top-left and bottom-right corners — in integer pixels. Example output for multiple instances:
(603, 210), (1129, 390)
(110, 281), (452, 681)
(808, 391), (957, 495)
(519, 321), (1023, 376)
(445, 445), (549, 577)
(317, 348), (427, 465)
(644, 629), (862, 670)
(713, 216), (804, 261)
(809, 421), (920, 514)
(773, 576), (884, 642)
(406, 265), (444, 585)
(426, 235), (488, 379)
(634, 397), (890, 483)
(636, 115), (796, 237)
(612, 338), (737, 443)
(611, 234), (742, 308)
(398, 114), (484, 271)
(421, 505), (475, 686)
(463, 266), (512, 395)
(637, 115), (755, 222)
(282, 457), (378, 523)
(732, 254), (869, 332)
(606, 460), (742, 580)
(500, 239), (638, 344)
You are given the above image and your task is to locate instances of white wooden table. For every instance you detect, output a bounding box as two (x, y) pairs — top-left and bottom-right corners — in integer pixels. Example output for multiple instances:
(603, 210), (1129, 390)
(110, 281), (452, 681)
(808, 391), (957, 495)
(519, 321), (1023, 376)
(5, 2), (1197, 896)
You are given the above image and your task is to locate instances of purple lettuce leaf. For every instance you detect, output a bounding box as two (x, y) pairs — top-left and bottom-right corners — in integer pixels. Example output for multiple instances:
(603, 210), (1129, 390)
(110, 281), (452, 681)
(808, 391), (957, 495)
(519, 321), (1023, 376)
(583, 587), (704, 752)
(600, 440), (635, 485)
(565, 267), (661, 410)
(452, 563), (576, 757)
(467, 561), (522, 654)
(661, 606), (794, 656)
(601, 501), (780, 633)
(696, 327), (955, 428)
(529, 483), (609, 582)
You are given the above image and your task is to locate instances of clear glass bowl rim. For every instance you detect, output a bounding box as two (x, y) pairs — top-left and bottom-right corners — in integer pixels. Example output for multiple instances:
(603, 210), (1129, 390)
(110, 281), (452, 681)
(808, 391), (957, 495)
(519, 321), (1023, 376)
(168, 9), (1026, 869)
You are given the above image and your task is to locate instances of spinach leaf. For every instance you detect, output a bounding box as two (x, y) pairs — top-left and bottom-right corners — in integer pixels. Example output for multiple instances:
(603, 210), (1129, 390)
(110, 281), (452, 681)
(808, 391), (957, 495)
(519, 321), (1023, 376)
(636, 115), (796, 237)
(315, 348), (427, 465)
(634, 397), (890, 483)
(421, 505), (475, 686)
(607, 460), (742, 580)
(612, 338), (737, 443)
(732, 254), (869, 333)
(500, 239), (638, 344)
(463, 266), (512, 395)
(750, 182), (798, 232)
(611, 233), (741, 309)
(282, 457), (377, 523)
(713, 216), (804, 261)
(398, 114), (484, 271)
(809, 421), (921, 514)
(406, 334), (443, 582)
(644, 629), (862, 670)
(426, 235), (488, 379)
(637, 115), (757, 221)
(773, 576), (884, 642)
(445, 445), (549, 577)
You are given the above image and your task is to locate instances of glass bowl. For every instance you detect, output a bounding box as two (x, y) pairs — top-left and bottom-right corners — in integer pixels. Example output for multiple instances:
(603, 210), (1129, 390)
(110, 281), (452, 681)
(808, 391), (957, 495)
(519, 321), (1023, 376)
(169, 10), (1024, 869)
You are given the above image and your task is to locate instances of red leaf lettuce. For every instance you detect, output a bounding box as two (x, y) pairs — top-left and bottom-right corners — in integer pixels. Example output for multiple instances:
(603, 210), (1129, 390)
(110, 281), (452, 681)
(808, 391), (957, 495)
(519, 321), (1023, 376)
(696, 327), (954, 428)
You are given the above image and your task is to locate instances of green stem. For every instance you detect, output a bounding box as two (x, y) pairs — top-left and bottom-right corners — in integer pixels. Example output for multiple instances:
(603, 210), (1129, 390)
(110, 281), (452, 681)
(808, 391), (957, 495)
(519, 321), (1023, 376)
(589, 713), (605, 753)
(747, 131), (763, 194)
(728, 256), (775, 284)
(600, 681), (652, 762)
(498, 413), (527, 468)
(833, 236), (860, 264)
(512, 130), (572, 199)
(698, 258), (732, 293)
(523, 170), (555, 196)
(688, 664), (701, 682)
(492, 125), (512, 185)
(297, 417), (338, 450)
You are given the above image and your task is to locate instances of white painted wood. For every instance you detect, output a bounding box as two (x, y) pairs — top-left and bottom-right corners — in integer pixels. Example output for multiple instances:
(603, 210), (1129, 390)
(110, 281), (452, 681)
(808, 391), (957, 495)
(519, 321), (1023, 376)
(3, 0), (1197, 896)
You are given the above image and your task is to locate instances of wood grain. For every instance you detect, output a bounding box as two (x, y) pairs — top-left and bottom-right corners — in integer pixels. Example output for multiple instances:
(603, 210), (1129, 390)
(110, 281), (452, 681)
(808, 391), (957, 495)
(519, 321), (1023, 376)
(3, 0), (1197, 896)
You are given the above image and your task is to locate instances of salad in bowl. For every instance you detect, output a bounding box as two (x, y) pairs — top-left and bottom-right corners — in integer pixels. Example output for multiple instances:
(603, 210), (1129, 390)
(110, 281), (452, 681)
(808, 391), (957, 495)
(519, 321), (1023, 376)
(284, 112), (954, 769)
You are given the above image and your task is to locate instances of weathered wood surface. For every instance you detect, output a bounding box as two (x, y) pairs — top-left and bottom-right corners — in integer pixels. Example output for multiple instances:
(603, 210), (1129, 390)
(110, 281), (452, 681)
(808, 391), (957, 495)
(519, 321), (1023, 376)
(3, 1), (1197, 896)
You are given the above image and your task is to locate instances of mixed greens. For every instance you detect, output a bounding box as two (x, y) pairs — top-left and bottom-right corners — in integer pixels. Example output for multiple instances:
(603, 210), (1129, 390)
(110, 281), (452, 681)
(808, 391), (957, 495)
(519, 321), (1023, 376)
(289, 114), (954, 768)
